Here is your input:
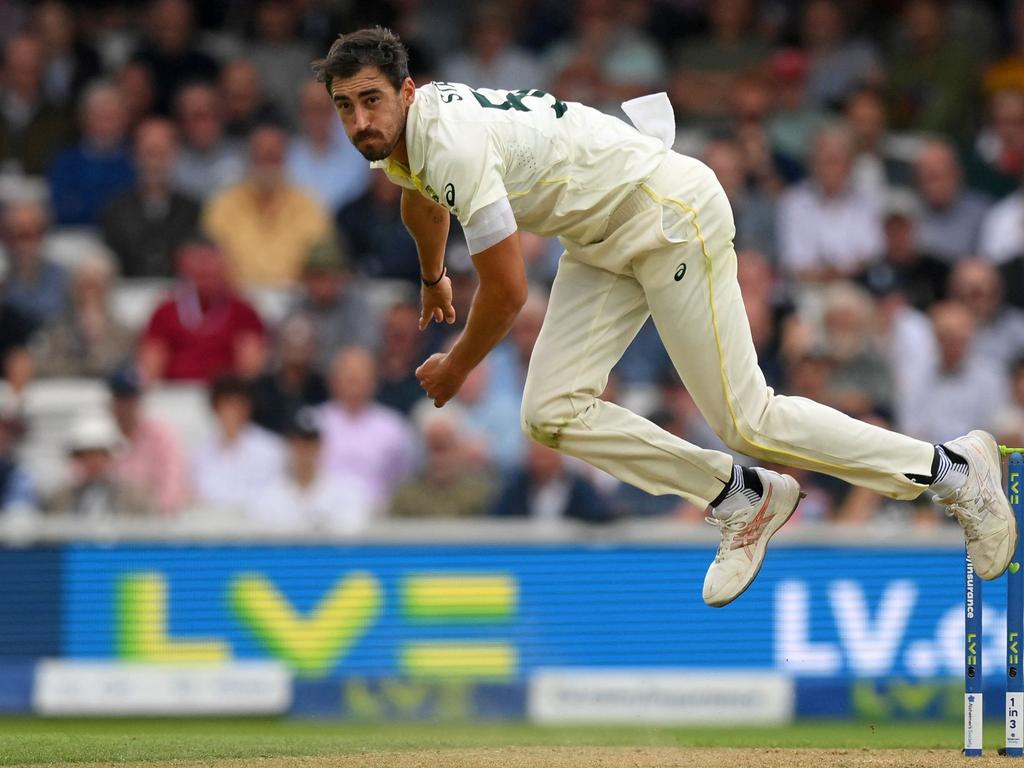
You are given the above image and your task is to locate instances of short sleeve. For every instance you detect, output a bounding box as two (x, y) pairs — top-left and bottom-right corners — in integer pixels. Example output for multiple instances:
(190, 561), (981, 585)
(427, 122), (507, 227)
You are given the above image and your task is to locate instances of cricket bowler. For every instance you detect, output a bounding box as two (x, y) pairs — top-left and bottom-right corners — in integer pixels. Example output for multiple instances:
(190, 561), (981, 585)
(313, 27), (1015, 607)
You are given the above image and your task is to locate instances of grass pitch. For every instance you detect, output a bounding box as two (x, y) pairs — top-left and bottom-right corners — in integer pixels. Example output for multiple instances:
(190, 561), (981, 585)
(0, 718), (1003, 767)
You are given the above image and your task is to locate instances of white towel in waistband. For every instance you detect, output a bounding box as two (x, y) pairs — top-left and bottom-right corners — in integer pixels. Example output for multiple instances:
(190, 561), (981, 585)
(621, 92), (675, 150)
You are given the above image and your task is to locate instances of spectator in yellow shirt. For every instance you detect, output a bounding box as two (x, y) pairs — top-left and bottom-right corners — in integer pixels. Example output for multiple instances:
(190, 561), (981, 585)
(202, 124), (333, 287)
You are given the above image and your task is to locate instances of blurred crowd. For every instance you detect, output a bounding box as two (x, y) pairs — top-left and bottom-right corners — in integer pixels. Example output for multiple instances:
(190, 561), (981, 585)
(1, 0), (1024, 531)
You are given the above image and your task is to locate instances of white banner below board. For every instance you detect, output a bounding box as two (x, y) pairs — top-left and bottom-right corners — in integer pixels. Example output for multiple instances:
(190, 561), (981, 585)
(32, 661), (292, 716)
(529, 669), (794, 725)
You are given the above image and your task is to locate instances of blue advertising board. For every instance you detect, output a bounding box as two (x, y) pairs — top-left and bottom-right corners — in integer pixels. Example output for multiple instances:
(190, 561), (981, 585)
(60, 543), (996, 687)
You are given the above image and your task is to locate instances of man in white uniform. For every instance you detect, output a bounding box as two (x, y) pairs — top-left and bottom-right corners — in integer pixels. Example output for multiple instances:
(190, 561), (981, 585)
(314, 28), (1015, 607)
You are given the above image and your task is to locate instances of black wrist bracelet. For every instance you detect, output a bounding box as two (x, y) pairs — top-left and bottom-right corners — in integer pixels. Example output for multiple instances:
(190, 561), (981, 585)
(421, 266), (446, 286)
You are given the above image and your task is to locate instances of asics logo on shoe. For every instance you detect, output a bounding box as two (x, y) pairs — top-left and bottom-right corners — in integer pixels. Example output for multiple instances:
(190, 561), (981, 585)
(734, 486), (774, 553)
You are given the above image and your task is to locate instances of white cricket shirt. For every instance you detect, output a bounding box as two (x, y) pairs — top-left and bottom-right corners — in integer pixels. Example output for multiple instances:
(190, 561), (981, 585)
(372, 81), (667, 249)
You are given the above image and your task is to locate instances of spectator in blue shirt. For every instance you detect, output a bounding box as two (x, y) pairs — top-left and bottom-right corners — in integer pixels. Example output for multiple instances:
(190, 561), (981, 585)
(1, 198), (67, 325)
(48, 80), (135, 226)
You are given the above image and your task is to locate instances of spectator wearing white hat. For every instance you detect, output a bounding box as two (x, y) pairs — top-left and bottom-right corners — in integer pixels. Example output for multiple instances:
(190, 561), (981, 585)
(45, 412), (152, 515)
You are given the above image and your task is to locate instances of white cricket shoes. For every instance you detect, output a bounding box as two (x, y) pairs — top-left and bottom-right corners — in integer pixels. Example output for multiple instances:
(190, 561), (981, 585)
(937, 430), (1016, 580)
(702, 468), (803, 608)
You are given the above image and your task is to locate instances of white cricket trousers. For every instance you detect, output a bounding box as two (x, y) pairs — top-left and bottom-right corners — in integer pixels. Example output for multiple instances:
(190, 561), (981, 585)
(521, 151), (935, 505)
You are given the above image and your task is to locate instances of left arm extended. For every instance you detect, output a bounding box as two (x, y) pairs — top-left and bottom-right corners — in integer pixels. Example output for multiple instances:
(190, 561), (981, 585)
(415, 232), (528, 406)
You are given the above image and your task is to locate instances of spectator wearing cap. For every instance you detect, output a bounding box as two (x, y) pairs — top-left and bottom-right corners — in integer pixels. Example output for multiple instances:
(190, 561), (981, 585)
(252, 407), (373, 533)
(138, 239), (266, 383)
(203, 125), (333, 287)
(286, 79), (370, 215)
(319, 346), (415, 509)
(860, 188), (949, 312)
(46, 412), (153, 515)
(389, 400), (495, 519)
(102, 118), (201, 278)
(285, 241), (377, 373)
(48, 80), (136, 227)
(250, 314), (328, 435)
(192, 376), (284, 509)
(0, 406), (35, 512)
(31, 248), (133, 378)
(913, 140), (990, 264)
(108, 366), (190, 515)
(1, 197), (67, 326)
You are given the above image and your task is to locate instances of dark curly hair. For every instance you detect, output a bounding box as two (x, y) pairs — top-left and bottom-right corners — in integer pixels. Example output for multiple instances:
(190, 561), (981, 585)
(311, 27), (410, 95)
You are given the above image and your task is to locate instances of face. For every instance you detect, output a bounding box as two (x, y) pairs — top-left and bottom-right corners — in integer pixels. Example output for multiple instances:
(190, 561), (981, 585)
(812, 132), (852, 195)
(83, 88), (127, 146)
(177, 243), (228, 297)
(3, 202), (46, 263)
(993, 90), (1024, 147)
(845, 92), (886, 147)
(117, 62), (155, 124)
(214, 394), (252, 434)
(4, 36), (42, 98)
(329, 348), (377, 409)
(248, 127), (286, 189)
(299, 81), (335, 142)
(134, 119), (177, 181)
(74, 448), (113, 478)
(176, 86), (222, 150)
(330, 66), (415, 161)
(35, 1), (75, 52)
(703, 141), (745, 195)
(149, 0), (192, 53)
(915, 145), (959, 207)
(951, 262), (1002, 322)
(932, 305), (974, 370)
(222, 61), (262, 119)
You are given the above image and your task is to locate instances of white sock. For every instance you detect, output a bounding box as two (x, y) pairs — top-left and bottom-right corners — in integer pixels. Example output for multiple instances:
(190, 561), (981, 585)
(930, 445), (969, 498)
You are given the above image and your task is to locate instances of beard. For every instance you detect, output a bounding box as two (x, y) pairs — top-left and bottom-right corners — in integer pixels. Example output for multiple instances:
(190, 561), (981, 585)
(353, 130), (395, 161)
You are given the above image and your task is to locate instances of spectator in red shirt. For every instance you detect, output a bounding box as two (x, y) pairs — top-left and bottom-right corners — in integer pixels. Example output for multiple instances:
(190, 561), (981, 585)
(138, 239), (266, 382)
